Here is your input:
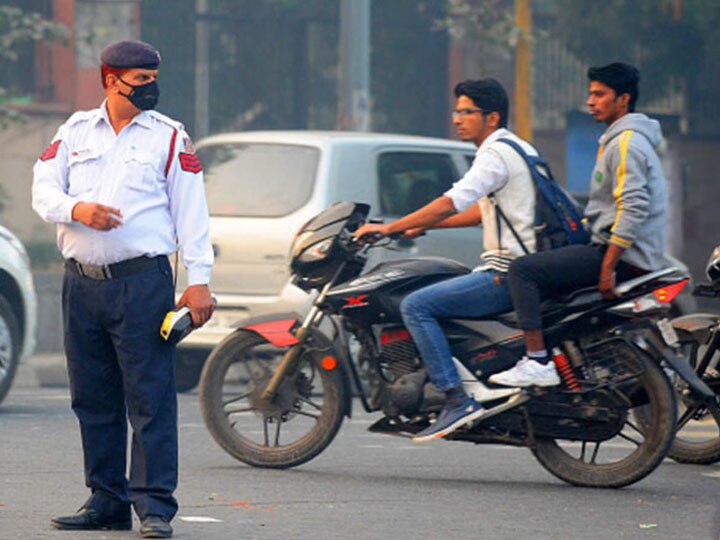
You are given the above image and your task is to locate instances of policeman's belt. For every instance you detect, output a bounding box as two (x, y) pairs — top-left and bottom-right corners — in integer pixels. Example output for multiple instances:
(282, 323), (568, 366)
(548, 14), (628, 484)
(66, 255), (167, 280)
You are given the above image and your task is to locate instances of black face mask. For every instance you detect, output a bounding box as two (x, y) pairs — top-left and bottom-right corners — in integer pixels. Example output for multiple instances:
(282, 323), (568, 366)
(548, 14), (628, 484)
(118, 77), (160, 111)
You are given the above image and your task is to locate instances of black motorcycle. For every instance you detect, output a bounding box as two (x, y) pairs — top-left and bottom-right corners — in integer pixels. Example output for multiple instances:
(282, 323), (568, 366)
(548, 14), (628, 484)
(199, 202), (717, 488)
(666, 245), (720, 464)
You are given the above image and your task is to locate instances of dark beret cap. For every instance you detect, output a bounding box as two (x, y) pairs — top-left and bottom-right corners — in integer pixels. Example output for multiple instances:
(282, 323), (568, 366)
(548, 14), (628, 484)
(100, 40), (161, 69)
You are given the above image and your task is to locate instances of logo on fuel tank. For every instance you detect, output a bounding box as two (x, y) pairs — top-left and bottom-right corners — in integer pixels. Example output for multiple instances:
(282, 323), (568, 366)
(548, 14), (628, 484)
(342, 294), (370, 309)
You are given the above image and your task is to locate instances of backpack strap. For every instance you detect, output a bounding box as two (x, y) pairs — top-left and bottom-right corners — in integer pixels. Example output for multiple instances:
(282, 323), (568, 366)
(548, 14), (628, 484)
(490, 195), (531, 255)
(489, 137), (540, 256)
(496, 137), (555, 180)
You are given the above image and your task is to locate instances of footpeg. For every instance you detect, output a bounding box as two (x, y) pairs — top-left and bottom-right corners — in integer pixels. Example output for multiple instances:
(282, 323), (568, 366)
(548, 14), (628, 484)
(474, 392), (529, 422)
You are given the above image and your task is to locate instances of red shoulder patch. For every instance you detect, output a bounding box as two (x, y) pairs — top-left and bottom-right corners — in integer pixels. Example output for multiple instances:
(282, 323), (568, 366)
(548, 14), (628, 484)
(40, 140), (61, 161)
(179, 152), (202, 173)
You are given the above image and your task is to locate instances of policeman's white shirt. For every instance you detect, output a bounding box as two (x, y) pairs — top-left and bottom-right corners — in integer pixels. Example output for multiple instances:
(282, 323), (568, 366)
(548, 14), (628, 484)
(443, 127), (513, 213)
(32, 100), (213, 285)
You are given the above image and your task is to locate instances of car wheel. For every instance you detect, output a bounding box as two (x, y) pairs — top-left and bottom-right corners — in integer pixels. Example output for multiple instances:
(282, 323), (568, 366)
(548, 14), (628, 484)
(0, 294), (20, 405)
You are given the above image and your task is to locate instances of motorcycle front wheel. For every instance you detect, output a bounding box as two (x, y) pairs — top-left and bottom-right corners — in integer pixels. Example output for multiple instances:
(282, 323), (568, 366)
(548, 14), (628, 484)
(531, 353), (676, 488)
(666, 331), (720, 464)
(199, 329), (346, 469)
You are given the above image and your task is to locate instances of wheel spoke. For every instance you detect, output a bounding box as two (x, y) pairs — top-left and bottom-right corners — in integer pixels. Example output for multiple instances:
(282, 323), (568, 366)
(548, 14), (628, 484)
(224, 406), (254, 416)
(580, 441), (587, 462)
(676, 406), (699, 431)
(263, 417), (270, 446)
(625, 419), (644, 435)
(294, 409), (320, 421)
(618, 431), (642, 447)
(296, 394), (322, 411)
(273, 418), (282, 447)
(223, 391), (252, 407)
(590, 443), (601, 464)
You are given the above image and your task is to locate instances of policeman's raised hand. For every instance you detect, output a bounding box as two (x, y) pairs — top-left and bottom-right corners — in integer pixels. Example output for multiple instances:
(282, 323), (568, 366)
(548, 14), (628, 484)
(354, 223), (389, 244)
(72, 202), (123, 231)
(177, 284), (215, 327)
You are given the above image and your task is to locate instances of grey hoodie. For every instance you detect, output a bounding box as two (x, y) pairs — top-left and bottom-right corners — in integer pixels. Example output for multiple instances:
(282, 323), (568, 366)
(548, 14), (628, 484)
(584, 113), (668, 271)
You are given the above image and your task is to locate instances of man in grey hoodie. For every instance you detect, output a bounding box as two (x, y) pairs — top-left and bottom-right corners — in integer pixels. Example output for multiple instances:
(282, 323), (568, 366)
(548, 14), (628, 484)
(490, 62), (669, 387)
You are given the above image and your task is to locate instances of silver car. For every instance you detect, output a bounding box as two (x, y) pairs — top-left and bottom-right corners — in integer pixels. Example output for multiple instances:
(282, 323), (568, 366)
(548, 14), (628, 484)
(0, 225), (38, 404)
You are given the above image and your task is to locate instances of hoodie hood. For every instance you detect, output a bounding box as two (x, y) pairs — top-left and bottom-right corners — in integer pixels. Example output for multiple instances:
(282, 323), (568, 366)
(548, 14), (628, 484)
(599, 113), (664, 148)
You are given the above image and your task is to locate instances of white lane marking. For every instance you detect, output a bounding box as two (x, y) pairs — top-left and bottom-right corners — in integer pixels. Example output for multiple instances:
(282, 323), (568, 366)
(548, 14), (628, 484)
(179, 516), (223, 523)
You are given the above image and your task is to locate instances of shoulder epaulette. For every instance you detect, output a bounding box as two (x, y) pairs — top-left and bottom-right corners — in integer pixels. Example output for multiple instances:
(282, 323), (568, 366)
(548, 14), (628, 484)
(147, 110), (185, 132)
(65, 108), (101, 127)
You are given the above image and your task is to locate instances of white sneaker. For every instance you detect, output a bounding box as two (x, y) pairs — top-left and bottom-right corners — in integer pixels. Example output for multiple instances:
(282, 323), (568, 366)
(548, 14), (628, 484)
(489, 357), (561, 387)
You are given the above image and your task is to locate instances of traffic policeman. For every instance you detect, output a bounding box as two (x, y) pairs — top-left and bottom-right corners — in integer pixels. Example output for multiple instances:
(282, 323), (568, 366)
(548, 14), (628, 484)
(32, 40), (214, 539)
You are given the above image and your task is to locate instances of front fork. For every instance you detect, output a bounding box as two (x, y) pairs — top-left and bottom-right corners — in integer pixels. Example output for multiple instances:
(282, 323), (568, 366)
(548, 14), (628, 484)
(260, 271), (342, 402)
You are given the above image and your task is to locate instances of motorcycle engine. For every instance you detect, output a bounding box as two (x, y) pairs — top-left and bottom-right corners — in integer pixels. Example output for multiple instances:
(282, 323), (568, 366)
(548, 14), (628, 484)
(376, 328), (444, 416)
(383, 371), (424, 415)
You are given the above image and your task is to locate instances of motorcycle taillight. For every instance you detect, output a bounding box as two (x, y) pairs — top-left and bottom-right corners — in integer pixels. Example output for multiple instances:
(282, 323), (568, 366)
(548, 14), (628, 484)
(652, 279), (689, 304)
(628, 278), (689, 314)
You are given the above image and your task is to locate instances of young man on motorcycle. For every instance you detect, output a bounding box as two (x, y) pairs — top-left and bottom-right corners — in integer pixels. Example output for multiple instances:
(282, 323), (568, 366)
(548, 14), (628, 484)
(490, 63), (669, 387)
(355, 78), (545, 442)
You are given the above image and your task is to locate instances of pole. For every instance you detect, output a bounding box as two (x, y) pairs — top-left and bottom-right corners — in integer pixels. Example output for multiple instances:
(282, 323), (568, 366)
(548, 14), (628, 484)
(195, 0), (210, 138)
(514, 0), (532, 141)
(337, 0), (371, 131)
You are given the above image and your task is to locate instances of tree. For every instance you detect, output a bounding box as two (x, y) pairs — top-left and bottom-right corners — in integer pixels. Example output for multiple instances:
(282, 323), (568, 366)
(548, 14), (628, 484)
(551, 0), (706, 104)
(0, 4), (67, 128)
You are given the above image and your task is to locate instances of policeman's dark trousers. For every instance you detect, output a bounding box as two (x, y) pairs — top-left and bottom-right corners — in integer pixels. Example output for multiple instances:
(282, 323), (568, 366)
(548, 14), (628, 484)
(62, 258), (177, 521)
(507, 244), (646, 331)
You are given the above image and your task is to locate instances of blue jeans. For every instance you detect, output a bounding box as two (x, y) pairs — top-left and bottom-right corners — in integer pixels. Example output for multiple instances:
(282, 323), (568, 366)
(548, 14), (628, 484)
(400, 269), (513, 392)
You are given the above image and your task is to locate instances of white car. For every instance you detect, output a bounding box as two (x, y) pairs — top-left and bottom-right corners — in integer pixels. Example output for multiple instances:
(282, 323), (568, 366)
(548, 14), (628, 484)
(0, 225), (38, 404)
(173, 130), (479, 390)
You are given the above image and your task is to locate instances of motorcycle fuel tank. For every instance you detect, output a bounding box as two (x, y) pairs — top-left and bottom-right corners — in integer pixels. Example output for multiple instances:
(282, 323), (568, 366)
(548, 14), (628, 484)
(325, 257), (470, 324)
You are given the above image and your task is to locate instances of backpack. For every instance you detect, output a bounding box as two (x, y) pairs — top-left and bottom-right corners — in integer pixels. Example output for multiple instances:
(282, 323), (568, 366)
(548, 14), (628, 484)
(492, 137), (589, 253)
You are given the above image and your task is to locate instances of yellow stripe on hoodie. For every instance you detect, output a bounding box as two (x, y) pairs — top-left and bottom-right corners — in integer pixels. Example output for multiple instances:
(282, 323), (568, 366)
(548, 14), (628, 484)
(610, 129), (634, 247)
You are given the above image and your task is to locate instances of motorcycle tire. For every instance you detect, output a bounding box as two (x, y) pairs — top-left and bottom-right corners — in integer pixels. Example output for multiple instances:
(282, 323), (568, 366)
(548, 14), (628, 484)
(666, 332), (720, 465)
(531, 354), (676, 488)
(199, 328), (346, 469)
(0, 294), (21, 406)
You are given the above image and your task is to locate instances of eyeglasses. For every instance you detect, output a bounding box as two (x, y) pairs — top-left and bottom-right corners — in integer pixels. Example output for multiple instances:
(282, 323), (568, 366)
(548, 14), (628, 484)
(452, 108), (485, 120)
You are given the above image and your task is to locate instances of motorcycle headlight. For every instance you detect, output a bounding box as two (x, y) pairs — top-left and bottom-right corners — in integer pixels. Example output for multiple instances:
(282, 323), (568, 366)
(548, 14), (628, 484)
(706, 245), (720, 284)
(297, 238), (333, 263)
(290, 231), (314, 259)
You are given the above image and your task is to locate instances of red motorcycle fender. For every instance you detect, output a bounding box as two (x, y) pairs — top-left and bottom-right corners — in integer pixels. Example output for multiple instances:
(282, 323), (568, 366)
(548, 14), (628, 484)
(235, 314), (353, 418)
(244, 319), (300, 347)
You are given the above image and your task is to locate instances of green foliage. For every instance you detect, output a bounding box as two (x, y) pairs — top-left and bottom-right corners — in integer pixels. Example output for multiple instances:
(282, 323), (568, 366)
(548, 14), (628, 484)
(0, 5), (66, 61)
(0, 5), (67, 128)
(439, 0), (517, 56)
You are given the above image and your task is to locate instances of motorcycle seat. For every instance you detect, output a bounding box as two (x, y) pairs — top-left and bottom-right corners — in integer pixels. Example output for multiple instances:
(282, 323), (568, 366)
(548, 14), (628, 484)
(540, 266), (681, 313)
(448, 268), (681, 328)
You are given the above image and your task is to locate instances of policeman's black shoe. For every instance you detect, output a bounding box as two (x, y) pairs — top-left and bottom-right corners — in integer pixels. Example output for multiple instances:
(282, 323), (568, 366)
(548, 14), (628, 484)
(50, 507), (132, 531)
(140, 515), (173, 538)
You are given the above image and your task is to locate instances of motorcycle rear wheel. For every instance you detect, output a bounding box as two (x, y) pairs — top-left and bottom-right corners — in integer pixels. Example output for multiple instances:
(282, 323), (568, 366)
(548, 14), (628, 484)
(199, 329), (345, 469)
(531, 354), (676, 488)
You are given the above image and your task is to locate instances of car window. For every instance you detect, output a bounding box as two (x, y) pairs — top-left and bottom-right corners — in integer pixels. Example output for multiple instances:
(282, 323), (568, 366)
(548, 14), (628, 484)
(377, 152), (458, 216)
(199, 143), (319, 217)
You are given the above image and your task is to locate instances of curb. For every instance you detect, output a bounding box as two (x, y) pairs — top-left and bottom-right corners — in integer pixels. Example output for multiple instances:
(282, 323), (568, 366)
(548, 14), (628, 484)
(15, 353), (68, 388)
